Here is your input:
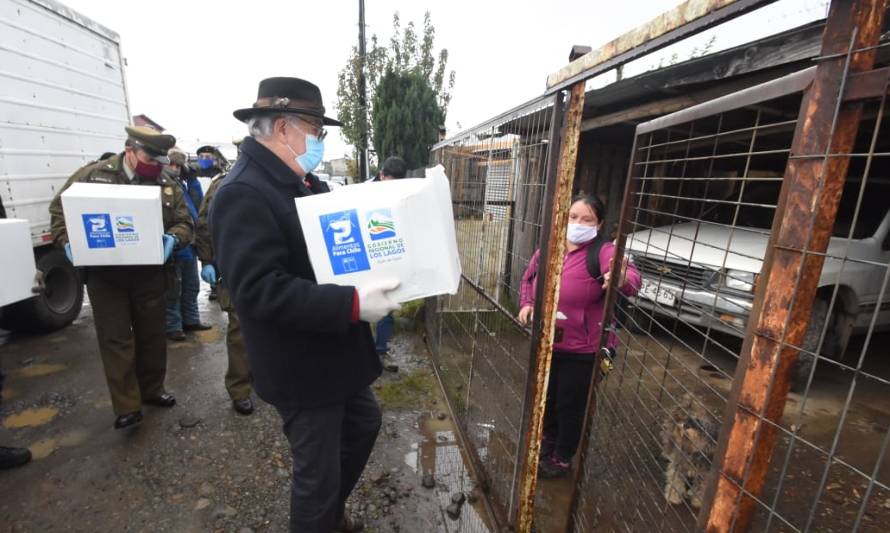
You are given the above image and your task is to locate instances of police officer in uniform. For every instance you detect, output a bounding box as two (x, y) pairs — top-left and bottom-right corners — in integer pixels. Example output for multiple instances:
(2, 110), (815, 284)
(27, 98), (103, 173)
(48, 126), (194, 429)
(194, 145), (226, 302)
(195, 139), (255, 415)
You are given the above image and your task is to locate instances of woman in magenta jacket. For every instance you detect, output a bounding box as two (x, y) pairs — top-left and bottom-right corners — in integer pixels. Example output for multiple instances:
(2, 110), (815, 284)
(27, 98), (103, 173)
(517, 194), (641, 478)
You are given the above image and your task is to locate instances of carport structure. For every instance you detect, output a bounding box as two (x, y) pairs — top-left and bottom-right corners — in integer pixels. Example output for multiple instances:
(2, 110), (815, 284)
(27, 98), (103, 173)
(426, 0), (890, 531)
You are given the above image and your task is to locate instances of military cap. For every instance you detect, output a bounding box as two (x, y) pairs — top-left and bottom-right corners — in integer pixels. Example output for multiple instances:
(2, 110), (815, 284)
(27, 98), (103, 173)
(196, 145), (218, 156)
(167, 147), (188, 167)
(125, 126), (176, 164)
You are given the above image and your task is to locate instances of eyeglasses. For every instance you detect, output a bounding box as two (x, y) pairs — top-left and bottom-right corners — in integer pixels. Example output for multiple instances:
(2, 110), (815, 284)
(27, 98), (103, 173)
(197, 153), (215, 160)
(289, 117), (328, 141)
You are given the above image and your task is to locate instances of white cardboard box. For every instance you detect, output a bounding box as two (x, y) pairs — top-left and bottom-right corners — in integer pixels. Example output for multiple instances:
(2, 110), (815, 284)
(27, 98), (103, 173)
(61, 182), (165, 266)
(0, 219), (38, 307)
(296, 165), (461, 303)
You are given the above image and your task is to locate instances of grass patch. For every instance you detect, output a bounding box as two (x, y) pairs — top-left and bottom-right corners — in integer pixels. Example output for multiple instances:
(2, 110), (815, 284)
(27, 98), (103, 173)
(375, 368), (437, 410)
(395, 299), (424, 320)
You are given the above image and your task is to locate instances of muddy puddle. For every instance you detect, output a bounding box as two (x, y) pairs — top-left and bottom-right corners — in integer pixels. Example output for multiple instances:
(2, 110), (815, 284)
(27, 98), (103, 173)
(16, 363), (67, 377)
(2, 406), (59, 428)
(28, 428), (90, 459)
(408, 413), (494, 532)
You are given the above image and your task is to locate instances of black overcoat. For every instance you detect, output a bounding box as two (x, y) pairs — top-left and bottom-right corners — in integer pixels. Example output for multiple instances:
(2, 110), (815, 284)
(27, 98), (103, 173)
(210, 136), (381, 409)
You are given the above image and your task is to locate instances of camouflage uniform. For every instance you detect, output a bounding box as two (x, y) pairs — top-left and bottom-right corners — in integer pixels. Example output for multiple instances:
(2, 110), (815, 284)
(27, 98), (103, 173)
(49, 153), (194, 416)
(195, 175), (252, 401)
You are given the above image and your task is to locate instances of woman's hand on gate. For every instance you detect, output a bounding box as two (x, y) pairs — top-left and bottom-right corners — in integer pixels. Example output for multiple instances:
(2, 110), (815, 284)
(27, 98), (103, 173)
(603, 256), (629, 288)
(518, 305), (534, 327)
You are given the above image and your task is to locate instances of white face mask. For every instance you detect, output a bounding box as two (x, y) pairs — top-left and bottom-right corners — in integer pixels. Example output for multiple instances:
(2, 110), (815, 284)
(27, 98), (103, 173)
(567, 223), (598, 244)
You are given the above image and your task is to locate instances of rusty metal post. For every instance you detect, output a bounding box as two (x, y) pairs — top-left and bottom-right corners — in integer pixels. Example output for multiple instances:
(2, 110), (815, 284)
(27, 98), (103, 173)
(702, 1), (886, 531)
(515, 82), (586, 532)
(510, 93), (564, 525)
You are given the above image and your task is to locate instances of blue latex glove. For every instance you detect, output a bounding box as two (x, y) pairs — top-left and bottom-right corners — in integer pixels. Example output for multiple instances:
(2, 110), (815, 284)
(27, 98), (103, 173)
(201, 264), (217, 286)
(162, 234), (177, 262)
(64, 242), (74, 263)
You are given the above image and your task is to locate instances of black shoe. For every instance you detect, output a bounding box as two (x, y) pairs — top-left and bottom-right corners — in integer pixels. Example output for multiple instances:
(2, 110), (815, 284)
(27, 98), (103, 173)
(0, 446), (32, 469)
(113, 411), (143, 430)
(538, 456), (571, 479)
(143, 393), (176, 408)
(384, 363), (399, 373)
(167, 330), (187, 341)
(232, 397), (254, 415)
(183, 323), (212, 332)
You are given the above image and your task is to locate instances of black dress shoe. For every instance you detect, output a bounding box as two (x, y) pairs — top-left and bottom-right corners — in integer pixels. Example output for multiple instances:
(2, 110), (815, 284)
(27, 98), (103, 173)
(167, 330), (187, 341)
(143, 393), (176, 408)
(0, 446), (32, 469)
(232, 397), (254, 415)
(183, 322), (212, 332)
(113, 411), (143, 430)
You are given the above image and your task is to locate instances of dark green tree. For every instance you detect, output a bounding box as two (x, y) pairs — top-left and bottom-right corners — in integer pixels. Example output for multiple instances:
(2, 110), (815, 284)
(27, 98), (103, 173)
(336, 12), (454, 156)
(372, 70), (443, 169)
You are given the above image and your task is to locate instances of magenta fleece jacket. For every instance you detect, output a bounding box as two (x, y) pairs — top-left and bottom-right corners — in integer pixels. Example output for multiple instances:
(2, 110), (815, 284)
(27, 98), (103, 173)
(519, 240), (641, 355)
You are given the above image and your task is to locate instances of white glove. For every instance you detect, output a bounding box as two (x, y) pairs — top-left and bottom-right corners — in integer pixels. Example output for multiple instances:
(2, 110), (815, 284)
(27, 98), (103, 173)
(357, 278), (401, 323)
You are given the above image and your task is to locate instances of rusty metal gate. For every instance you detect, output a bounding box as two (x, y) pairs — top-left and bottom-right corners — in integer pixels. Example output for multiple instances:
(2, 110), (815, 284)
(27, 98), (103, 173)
(425, 1), (889, 531)
(567, 1), (890, 532)
(426, 95), (560, 528)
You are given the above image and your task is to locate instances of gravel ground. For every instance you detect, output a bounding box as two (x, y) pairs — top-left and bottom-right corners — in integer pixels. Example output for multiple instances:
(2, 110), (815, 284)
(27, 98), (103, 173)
(0, 291), (494, 533)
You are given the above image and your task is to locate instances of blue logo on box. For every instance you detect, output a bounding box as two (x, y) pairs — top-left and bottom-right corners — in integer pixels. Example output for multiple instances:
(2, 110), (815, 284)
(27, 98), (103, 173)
(82, 213), (115, 249)
(320, 209), (370, 275)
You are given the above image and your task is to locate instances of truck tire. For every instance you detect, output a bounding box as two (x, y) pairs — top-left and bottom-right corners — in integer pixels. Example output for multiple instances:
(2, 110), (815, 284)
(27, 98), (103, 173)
(792, 298), (828, 393)
(3, 249), (84, 333)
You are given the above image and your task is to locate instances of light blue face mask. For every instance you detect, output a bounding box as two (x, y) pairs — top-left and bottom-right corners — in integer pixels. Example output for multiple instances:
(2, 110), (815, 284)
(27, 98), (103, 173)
(286, 124), (325, 174)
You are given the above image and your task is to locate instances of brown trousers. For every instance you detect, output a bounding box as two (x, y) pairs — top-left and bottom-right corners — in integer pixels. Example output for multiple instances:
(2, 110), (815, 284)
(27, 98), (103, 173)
(218, 284), (252, 401)
(86, 266), (168, 415)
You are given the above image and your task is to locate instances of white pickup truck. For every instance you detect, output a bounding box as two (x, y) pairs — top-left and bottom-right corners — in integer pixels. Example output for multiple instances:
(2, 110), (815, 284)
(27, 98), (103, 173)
(0, 0), (130, 332)
(626, 178), (890, 388)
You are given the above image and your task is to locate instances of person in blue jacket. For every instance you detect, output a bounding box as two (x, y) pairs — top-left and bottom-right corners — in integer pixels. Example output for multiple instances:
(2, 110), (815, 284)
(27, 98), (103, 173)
(164, 148), (211, 341)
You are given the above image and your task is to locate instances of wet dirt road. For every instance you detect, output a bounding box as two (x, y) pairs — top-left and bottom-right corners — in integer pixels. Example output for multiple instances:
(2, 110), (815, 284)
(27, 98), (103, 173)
(0, 290), (494, 533)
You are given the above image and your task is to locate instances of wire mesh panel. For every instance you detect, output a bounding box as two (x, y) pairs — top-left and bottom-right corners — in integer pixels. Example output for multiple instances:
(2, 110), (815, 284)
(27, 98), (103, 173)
(712, 42), (890, 533)
(569, 45), (890, 531)
(571, 81), (804, 532)
(425, 96), (556, 525)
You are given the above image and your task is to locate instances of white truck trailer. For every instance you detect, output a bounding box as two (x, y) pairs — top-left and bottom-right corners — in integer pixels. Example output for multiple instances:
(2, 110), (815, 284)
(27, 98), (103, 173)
(0, 0), (130, 331)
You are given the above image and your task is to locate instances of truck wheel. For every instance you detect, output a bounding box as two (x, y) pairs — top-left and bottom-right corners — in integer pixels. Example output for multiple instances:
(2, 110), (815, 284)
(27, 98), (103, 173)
(4, 249), (84, 333)
(791, 299), (828, 393)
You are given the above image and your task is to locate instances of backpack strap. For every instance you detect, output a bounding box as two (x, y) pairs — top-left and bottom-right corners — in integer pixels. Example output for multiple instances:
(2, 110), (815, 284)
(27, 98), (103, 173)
(585, 235), (608, 283)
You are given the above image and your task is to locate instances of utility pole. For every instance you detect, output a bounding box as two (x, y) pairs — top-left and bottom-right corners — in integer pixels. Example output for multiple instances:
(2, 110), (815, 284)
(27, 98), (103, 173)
(357, 0), (369, 181)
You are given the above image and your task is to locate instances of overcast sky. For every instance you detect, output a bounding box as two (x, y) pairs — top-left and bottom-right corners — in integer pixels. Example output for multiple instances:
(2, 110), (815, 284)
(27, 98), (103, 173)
(62, 0), (828, 163)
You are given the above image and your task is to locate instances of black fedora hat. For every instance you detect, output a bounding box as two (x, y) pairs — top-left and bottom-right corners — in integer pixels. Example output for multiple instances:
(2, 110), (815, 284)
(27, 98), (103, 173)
(233, 77), (342, 126)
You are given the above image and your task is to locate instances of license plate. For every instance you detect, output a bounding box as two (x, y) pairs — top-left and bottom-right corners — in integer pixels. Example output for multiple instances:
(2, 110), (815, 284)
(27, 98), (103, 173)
(639, 279), (676, 307)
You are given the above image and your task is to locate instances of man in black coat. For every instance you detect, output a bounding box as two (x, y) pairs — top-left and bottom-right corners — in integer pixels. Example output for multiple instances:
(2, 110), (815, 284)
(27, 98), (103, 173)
(209, 77), (400, 533)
